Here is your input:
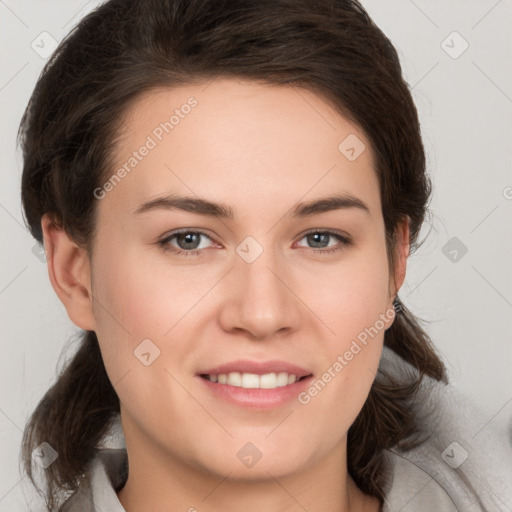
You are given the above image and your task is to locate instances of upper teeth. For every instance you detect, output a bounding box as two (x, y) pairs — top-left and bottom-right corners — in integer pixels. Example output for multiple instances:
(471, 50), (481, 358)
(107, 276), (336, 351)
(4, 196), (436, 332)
(207, 372), (298, 389)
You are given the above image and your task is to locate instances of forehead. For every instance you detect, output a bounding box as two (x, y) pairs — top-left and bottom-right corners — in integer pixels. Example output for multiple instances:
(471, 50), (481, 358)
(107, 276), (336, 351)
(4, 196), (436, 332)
(99, 77), (380, 221)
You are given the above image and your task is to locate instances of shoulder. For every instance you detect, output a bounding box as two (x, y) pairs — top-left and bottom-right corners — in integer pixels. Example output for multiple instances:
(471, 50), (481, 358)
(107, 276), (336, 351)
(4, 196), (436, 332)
(60, 417), (128, 512)
(380, 346), (512, 511)
(382, 450), (458, 511)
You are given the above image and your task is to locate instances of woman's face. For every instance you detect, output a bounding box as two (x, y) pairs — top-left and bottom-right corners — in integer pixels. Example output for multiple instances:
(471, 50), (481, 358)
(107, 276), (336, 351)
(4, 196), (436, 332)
(81, 78), (407, 479)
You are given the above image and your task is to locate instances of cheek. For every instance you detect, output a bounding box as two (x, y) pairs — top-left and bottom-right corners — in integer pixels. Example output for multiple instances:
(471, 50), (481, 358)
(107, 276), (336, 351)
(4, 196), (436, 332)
(92, 249), (180, 338)
(90, 245), (213, 385)
(300, 244), (391, 413)
(89, 246), (170, 380)
(308, 248), (392, 344)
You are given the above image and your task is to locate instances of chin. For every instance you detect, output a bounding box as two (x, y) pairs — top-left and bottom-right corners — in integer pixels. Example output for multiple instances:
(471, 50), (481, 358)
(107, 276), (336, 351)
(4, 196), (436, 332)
(190, 436), (315, 481)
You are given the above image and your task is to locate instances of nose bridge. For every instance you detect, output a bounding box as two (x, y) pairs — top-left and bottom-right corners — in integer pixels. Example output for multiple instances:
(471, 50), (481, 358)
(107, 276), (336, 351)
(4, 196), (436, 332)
(238, 234), (286, 302)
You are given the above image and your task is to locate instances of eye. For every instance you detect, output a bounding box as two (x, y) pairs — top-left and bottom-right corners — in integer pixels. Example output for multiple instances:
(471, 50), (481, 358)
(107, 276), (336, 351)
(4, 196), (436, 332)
(295, 230), (352, 255)
(157, 228), (352, 257)
(157, 229), (217, 257)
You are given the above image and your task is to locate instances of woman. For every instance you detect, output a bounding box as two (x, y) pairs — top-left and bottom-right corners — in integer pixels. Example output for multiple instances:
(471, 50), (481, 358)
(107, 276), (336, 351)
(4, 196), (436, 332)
(18, 0), (512, 511)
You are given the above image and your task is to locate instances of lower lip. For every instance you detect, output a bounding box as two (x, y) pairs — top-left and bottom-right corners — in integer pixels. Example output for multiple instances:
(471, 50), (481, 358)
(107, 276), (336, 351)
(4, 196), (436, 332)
(197, 375), (314, 410)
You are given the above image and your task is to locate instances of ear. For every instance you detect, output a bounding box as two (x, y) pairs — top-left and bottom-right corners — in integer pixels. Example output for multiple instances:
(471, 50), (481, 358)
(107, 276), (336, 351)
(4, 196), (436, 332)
(389, 216), (410, 299)
(41, 213), (96, 331)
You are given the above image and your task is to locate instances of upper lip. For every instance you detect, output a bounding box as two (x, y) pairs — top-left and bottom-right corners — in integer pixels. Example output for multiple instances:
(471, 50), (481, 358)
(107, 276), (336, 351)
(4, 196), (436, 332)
(198, 360), (312, 378)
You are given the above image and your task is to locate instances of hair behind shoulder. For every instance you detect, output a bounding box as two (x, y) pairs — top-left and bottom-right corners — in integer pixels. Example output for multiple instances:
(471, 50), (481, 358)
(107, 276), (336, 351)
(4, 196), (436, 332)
(18, 0), (447, 508)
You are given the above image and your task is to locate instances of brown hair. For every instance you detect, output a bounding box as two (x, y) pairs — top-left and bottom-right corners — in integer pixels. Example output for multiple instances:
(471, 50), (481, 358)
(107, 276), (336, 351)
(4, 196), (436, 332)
(18, 0), (447, 509)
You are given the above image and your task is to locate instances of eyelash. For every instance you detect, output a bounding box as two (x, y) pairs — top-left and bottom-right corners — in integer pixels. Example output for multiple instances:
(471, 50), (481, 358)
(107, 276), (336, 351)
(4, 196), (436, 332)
(157, 228), (352, 258)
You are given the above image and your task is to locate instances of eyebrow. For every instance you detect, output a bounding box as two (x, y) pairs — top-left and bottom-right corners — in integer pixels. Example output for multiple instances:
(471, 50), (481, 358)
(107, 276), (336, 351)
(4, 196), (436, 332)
(133, 193), (370, 218)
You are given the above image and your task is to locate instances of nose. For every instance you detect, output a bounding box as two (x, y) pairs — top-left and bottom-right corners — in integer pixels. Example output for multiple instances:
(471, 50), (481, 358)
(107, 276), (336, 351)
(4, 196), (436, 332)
(218, 243), (303, 341)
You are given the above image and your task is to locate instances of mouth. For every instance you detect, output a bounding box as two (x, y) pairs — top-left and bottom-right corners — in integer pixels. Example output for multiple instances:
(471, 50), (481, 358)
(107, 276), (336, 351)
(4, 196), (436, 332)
(196, 359), (314, 409)
(196, 362), (314, 410)
(199, 372), (312, 390)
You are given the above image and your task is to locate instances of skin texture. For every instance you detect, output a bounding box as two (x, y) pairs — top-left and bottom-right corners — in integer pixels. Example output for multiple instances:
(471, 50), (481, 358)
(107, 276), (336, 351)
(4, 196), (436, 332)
(42, 77), (409, 512)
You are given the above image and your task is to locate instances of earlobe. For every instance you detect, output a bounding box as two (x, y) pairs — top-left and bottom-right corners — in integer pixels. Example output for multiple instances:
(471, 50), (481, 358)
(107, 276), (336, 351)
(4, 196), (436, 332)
(41, 213), (96, 331)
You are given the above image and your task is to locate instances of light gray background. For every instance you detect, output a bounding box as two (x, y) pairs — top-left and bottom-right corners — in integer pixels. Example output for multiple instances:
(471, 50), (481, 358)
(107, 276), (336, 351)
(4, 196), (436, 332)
(1, 1), (511, 510)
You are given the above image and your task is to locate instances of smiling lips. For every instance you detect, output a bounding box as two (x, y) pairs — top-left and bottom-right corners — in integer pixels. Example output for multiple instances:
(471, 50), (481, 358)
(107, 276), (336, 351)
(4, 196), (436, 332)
(198, 360), (313, 391)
